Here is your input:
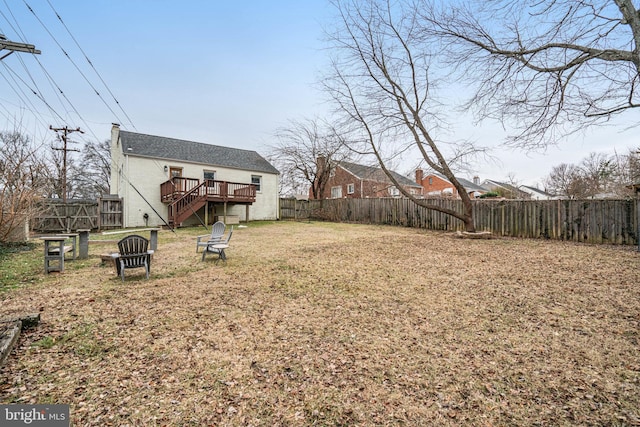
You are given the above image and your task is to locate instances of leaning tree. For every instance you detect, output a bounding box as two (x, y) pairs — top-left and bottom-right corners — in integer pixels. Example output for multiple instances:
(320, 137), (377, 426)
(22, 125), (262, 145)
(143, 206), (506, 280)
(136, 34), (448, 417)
(325, 0), (484, 232)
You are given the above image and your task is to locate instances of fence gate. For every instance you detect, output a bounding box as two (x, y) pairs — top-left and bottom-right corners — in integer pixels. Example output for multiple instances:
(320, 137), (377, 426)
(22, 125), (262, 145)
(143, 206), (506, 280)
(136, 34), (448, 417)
(33, 201), (97, 232)
(99, 195), (123, 229)
(33, 196), (123, 232)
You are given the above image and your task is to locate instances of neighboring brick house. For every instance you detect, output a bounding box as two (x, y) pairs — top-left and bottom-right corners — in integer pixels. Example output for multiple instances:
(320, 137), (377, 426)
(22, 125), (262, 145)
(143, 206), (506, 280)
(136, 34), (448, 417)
(415, 170), (488, 198)
(313, 159), (423, 199)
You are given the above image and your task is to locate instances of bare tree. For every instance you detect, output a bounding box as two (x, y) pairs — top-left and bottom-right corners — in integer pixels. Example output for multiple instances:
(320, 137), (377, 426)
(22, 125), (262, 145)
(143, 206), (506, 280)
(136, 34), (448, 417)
(267, 118), (355, 199)
(425, 0), (640, 148)
(0, 131), (47, 242)
(544, 163), (588, 198)
(325, 0), (483, 231)
(544, 152), (620, 198)
(41, 145), (74, 200)
(612, 147), (640, 195)
(579, 152), (617, 197)
(71, 139), (111, 199)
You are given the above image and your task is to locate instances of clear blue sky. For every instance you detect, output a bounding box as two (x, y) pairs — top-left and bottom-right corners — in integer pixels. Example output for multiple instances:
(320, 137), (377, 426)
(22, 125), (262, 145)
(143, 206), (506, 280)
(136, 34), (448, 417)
(1, 0), (636, 187)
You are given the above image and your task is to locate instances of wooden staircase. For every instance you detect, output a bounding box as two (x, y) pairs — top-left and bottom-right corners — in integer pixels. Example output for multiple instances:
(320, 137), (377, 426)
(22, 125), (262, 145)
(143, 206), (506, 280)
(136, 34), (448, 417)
(162, 177), (257, 227)
(167, 181), (208, 227)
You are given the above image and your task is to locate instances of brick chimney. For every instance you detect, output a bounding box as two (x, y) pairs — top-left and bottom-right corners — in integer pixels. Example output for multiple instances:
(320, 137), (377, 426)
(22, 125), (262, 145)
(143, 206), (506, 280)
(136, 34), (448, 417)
(415, 169), (424, 185)
(473, 175), (480, 185)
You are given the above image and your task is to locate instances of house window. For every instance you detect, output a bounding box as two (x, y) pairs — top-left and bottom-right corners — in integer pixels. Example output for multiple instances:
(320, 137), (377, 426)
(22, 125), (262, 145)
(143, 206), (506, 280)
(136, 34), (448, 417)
(203, 170), (216, 181)
(347, 183), (355, 194)
(251, 175), (262, 192)
(331, 186), (342, 199)
(428, 177), (433, 185)
(389, 186), (400, 196)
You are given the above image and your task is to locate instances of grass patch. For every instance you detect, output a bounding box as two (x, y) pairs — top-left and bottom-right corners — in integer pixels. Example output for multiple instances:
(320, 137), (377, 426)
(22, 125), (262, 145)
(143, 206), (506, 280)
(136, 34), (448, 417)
(1, 222), (639, 426)
(0, 242), (41, 292)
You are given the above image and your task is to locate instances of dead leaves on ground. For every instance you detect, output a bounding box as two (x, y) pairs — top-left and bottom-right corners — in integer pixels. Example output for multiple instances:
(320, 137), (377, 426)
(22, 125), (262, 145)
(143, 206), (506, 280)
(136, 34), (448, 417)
(1, 222), (639, 426)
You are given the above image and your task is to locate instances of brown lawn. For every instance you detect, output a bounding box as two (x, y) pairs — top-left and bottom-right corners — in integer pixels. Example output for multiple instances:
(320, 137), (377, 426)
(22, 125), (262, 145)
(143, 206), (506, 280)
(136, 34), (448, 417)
(1, 221), (639, 426)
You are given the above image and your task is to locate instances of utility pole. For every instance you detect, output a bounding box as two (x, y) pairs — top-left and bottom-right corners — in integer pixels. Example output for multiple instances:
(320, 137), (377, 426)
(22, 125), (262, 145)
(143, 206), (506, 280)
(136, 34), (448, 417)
(0, 34), (40, 60)
(50, 126), (83, 203)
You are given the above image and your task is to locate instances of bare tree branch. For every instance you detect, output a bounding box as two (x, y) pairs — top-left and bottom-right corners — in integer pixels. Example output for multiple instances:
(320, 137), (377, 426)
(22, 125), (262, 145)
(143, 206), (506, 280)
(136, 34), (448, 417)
(421, 0), (640, 147)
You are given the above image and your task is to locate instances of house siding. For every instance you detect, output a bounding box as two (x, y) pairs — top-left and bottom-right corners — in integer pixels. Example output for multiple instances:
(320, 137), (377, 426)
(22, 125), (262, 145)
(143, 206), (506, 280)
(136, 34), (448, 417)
(319, 164), (421, 199)
(419, 174), (459, 197)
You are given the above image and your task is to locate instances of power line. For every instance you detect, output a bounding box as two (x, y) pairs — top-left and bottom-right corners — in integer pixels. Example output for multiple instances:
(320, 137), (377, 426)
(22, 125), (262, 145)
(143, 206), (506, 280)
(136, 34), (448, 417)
(22, 0), (129, 128)
(0, 60), (65, 123)
(3, 2), (135, 146)
(45, 0), (137, 130)
(2, 3), (104, 143)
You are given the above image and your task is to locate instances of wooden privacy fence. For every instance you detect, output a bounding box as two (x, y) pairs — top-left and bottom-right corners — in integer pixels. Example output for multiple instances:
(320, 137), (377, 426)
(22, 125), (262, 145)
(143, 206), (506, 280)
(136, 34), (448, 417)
(33, 196), (123, 233)
(280, 197), (639, 245)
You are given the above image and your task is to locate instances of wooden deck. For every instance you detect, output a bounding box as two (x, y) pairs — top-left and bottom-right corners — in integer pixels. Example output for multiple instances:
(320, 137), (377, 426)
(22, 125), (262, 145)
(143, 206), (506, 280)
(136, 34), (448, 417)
(161, 178), (256, 204)
(161, 177), (256, 225)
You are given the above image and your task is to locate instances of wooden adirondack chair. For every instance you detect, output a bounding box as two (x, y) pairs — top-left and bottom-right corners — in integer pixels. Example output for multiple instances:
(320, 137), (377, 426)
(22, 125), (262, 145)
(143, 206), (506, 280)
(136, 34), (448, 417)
(114, 235), (154, 281)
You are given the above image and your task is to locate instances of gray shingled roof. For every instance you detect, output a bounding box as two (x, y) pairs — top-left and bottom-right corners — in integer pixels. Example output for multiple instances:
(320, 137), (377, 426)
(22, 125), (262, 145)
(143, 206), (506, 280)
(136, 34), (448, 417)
(339, 161), (422, 188)
(483, 179), (524, 195)
(432, 172), (488, 193)
(119, 131), (279, 175)
(520, 185), (554, 197)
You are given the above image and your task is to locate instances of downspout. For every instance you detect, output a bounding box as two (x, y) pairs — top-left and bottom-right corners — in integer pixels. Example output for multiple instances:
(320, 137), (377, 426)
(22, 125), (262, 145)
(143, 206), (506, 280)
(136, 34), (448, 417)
(124, 153), (129, 228)
(276, 173), (280, 220)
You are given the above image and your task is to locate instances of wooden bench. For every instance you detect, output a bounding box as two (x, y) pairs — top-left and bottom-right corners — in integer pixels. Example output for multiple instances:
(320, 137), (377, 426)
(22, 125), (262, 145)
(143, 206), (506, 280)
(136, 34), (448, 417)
(47, 245), (74, 256)
(41, 235), (77, 274)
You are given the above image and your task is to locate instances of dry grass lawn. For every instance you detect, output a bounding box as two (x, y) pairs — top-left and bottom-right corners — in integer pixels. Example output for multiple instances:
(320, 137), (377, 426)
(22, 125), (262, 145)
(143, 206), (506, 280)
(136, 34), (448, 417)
(1, 221), (639, 426)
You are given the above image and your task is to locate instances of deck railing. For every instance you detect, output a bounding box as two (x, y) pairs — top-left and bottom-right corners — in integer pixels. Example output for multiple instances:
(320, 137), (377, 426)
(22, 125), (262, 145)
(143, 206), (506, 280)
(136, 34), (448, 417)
(161, 177), (200, 203)
(162, 178), (256, 223)
(161, 178), (256, 203)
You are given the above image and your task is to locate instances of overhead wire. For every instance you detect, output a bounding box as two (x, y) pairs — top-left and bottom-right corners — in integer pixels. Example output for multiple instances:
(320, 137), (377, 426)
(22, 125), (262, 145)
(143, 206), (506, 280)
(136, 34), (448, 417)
(45, 0), (137, 130)
(1, 61), (66, 124)
(0, 1), (28, 40)
(1, 4), (73, 136)
(21, 0), (129, 130)
(2, 1), (107, 144)
(3, 1), (136, 147)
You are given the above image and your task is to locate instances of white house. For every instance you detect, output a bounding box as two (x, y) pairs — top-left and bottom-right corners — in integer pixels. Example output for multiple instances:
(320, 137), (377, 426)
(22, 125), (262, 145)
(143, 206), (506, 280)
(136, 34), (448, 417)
(519, 185), (555, 200)
(109, 124), (280, 228)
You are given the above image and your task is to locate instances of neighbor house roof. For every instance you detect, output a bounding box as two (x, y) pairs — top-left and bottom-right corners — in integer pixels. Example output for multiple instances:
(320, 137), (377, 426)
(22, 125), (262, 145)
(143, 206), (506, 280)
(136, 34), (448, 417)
(519, 185), (554, 198)
(483, 179), (527, 197)
(339, 161), (422, 188)
(430, 172), (488, 193)
(119, 131), (279, 175)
